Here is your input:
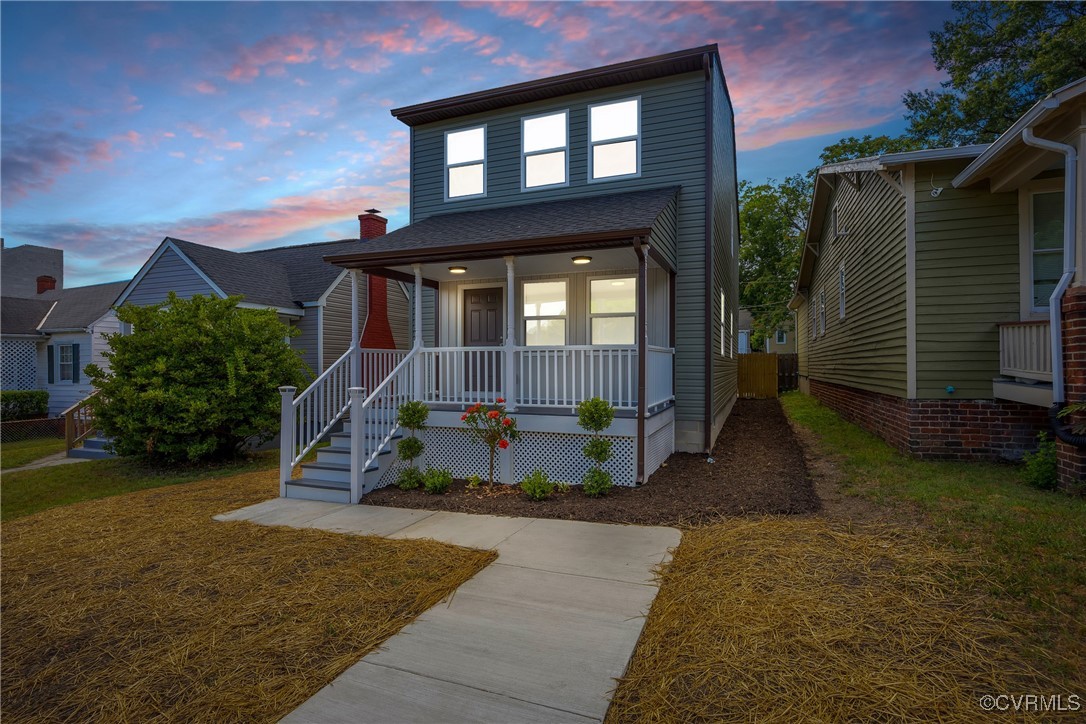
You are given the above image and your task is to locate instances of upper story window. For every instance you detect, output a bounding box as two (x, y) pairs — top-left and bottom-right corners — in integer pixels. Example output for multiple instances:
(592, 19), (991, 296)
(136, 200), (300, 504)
(523, 280), (567, 345)
(445, 126), (486, 199)
(1030, 190), (1064, 310)
(589, 276), (636, 344)
(522, 111), (568, 189)
(589, 97), (640, 181)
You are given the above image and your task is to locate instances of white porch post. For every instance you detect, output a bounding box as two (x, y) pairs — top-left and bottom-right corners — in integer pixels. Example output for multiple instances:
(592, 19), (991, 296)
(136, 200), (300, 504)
(350, 270), (361, 388)
(505, 255), (517, 412)
(278, 386), (296, 498)
(349, 386), (365, 502)
(413, 263), (424, 398)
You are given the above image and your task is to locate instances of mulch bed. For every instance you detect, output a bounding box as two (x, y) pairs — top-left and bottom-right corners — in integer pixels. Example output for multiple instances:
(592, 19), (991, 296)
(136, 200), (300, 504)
(364, 398), (819, 527)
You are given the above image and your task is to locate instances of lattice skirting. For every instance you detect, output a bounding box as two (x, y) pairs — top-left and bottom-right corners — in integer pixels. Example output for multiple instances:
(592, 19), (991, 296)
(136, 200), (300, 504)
(1, 340), (38, 391)
(377, 426), (637, 488)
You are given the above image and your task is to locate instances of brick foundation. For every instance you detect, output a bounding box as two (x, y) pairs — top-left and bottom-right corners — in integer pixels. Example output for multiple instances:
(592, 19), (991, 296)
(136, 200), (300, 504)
(1057, 287), (1086, 488)
(809, 379), (1049, 462)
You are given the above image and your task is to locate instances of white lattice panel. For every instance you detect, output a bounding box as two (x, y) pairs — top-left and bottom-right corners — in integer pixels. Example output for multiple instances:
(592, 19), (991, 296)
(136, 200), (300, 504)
(645, 421), (675, 479)
(417, 426), (494, 482)
(513, 431), (635, 486)
(1, 340), (38, 391)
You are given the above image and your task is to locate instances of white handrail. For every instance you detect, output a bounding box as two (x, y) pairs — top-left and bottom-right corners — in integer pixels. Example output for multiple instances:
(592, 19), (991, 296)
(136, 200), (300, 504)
(283, 346), (353, 475)
(356, 348), (419, 475)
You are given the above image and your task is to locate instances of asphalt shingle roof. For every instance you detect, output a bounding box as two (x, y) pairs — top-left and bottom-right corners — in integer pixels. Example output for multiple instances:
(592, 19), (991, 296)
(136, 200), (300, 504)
(164, 238), (366, 308)
(325, 187), (681, 261)
(39, 281), (130, 331)
(1, 297), (54, 335)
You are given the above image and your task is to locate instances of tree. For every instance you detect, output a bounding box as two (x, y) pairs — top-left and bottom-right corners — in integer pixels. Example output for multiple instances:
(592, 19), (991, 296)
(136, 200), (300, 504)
(738, 174), (810, 349)
(903, 2), (1086, 147)
(84, 293), (307, 465)
(818, 135), (924, 167)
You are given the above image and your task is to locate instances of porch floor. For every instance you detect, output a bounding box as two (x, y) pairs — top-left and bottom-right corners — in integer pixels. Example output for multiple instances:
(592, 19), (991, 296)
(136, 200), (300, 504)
(215, 500), (679, 722)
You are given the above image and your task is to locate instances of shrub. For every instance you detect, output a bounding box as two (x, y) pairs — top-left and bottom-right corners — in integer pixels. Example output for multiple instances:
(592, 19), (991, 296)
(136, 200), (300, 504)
(0, 390), (49, 420)
(396, 400), (429, 475)
(83, 293), (306, 465)
(423, 467), (453, 495)
(396, 466), (423, 491)
(465, 474), (483, 490)
(1022, 433), (1058, 490)
(555, 481), (572, 494)
(583, 467), (613, 498)
(520, 469), (554, 501)
(577, 396), (616, 496)
(462, 398), (519, 486)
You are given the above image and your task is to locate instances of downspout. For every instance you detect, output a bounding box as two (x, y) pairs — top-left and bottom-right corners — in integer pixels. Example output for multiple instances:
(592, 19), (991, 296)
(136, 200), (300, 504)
(1021, 127), (1086, 446)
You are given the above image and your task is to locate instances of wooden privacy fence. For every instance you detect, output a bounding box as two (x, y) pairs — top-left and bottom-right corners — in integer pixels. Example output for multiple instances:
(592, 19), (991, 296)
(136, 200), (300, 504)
(738, 353), (778, 399)
(778, 353), (799, 392)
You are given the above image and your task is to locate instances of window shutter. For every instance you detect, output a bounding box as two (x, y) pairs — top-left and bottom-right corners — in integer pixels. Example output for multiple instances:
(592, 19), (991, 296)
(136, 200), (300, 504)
(72, 343), (81, 383)
(47, 345), (55, 384)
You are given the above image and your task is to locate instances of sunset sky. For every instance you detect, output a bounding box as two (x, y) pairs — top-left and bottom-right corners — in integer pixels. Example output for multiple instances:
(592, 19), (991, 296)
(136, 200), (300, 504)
(1, 1), (955, 286)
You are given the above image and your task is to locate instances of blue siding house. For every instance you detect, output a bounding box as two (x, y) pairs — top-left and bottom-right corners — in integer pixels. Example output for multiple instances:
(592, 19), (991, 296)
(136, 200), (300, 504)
(281, 45), (741, 502)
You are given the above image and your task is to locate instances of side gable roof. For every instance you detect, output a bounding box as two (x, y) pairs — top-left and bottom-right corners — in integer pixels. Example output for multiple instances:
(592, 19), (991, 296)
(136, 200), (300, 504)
(38, 280), (130, 332)
(1, 297), (54, 336)
(245, 239), (363, 303)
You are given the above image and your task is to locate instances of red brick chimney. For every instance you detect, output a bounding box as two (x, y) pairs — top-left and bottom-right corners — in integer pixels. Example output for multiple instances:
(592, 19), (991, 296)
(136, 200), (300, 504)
(358, 208), (397, 350)
(37, 275), (57, 294)
(358, 208), (388, 241)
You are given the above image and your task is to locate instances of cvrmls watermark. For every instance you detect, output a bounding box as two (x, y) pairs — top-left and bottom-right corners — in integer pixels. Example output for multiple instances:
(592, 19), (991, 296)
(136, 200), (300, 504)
(979, 694), (1081, 713)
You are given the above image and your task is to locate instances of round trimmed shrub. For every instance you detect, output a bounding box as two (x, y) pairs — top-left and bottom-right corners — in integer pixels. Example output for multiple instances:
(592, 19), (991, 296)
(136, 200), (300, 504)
(423, 467), (453, 495)
(520, 469), (554, 501)
(583, 467), (613, 498)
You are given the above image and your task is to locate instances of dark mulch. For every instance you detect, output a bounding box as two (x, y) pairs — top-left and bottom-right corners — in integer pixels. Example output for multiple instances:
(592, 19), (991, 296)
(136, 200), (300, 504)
(363, 399), (819, 527)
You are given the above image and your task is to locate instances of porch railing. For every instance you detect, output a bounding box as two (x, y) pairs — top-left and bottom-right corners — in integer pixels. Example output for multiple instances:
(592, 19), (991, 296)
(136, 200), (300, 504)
(63, 391), (98, 454)
(647, 345), (675, 410)
(418, 346), (506, 406)
(353, 350), (418, 485)
(360, 349), (409, 394)
(999, 321), (1052, 382)
(516, 345), (638, 409)
(279, 347), (353, 492)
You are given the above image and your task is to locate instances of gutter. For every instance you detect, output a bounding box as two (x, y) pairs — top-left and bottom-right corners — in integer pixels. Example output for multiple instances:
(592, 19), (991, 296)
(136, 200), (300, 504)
(1020, 126), (1084, 445)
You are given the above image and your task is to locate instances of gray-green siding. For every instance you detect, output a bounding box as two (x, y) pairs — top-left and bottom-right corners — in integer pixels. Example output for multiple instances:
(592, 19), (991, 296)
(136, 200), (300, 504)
(710, 63), (739, 428)
(124, 247), (215, 305)
(801, 172), (908, 397)
(914, 160), (1020, 399)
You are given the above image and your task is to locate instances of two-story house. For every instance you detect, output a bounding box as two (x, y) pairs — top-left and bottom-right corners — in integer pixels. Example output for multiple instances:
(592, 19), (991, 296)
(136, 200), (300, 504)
(279, 45), (741, 503)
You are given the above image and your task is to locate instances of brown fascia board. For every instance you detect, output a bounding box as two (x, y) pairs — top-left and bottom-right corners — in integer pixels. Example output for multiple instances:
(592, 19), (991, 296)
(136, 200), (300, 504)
(323, 228), (650, 269)
(391, 44), (719, 127)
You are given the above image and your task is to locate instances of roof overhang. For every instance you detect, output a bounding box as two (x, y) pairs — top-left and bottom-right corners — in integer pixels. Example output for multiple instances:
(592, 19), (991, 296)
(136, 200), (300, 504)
(391, 45), (717, 127)
(954, 77), (1086, 189)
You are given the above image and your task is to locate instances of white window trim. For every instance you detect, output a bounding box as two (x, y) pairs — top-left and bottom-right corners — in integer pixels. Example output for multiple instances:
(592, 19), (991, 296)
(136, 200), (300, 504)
(838, 263), (846, 320)
(587, 96), (641, 183)
(776, 330), (787, 345)
(521, 109), (569, 192)
(444, 124), (487, 202)
(832, 203), (848, 239)
(521, 278), (569, 346)
(719, 292), (726, 356)
(58, 343), (74, 383)
(1018, 178), (1064, 318)
(818, 289), (827, 336)
(587, 274), (638, 346)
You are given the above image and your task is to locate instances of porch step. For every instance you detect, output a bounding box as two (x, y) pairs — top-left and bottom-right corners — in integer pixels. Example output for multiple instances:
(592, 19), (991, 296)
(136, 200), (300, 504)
(285, 478), (352, 504)
(328, 431), (401, 448)
(314, 446), (391, 466)
(68, 437), (117, 460)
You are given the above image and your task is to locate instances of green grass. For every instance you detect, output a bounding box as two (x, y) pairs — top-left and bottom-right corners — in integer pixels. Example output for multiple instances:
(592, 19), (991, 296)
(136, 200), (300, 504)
(1, 438), (67, 470)
(1, 452), (278, 522)
(781, 391), (1086, 681)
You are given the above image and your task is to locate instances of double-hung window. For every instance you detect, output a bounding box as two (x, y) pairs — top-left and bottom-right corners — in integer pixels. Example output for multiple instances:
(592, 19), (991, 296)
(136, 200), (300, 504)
(818, 290), (827, 335)
(59, 344), (74, 382)
(589, 277), (636, 344)
(523, 281), (567, 346)
(522, 111), (568, 189)
(776, 330), (787, 345)
(838, 264), (847, 319)
(445, 126), (486, 199)
(588, 97), (640, 180)
(1030, 190), (1064, 310)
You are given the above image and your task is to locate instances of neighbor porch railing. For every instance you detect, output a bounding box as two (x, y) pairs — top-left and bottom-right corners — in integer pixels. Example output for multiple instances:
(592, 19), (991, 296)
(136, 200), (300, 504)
(647, 345), (675, 410)
(63, 391), (98, 454)
(999, 321), (1052, 382)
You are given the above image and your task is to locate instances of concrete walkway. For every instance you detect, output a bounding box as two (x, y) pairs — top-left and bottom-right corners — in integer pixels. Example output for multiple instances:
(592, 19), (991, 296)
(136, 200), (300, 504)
(215, 498), (680, 723)
(3, 451), (91, 473)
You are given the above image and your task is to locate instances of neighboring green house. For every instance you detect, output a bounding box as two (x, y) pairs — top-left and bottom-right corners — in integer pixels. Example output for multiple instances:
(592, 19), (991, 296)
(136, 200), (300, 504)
(279, 45), (741, 502)
(791, 77), (1085, 486)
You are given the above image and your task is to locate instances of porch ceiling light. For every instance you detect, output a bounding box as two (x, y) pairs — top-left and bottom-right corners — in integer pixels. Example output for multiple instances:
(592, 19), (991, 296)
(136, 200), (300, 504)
(571, 256), (592, 265)
(448, 266), (468, 274)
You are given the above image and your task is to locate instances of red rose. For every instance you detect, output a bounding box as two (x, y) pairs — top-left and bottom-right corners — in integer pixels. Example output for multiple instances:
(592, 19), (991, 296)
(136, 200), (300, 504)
(487, 410), (500, 419)
(460, 414), (467, 421)
(496, 397), (505, 404)
(502, 418), (512, 427)
(498, 439), (509, 449)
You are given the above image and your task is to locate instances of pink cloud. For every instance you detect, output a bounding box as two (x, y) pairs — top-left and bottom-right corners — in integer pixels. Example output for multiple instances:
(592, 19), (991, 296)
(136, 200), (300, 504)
(225, 34), (318, 83)
(238, 110), (291, 129)
(1, 125), (119, 201)
(193, 80), (221, 95)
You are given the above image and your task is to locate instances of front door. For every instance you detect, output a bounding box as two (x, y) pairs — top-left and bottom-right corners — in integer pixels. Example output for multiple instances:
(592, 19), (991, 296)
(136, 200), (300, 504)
(463, 287), (503, 394)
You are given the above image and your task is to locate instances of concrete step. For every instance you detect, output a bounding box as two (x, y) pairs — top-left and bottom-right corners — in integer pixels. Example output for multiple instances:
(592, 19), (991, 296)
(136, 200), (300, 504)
(68, 446), (114, 460)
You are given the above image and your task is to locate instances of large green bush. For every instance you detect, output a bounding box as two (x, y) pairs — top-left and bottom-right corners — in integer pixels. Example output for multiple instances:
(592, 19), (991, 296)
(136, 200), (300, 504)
(84, 293), (306, 465)
(0, 390), (49, 420)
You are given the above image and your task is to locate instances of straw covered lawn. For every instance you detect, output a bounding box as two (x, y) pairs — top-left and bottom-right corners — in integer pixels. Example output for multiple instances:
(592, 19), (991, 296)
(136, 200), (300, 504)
(1, 468), (495, 722)
(609, 519), (1058, 723)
